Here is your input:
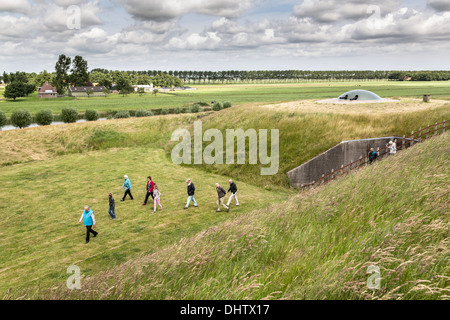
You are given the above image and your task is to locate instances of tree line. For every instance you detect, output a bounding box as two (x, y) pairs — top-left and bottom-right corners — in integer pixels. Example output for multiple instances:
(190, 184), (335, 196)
(2, 55), (450, 100)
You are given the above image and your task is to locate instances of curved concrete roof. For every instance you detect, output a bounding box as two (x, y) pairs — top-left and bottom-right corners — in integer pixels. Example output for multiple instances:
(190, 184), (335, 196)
(338, 90), (382, 101)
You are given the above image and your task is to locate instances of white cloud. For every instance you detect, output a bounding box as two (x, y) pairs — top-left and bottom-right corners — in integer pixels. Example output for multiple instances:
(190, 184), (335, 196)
(293, 0), (402, 23)
(0, 0), (31, 14)
(117, 0), (255, 21)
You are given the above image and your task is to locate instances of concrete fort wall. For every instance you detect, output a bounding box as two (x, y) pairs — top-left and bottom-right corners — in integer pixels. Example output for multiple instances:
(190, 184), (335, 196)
(287, 137), (408, 188)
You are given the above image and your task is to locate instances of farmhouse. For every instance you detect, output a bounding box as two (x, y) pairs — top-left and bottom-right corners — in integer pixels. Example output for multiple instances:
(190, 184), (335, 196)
(38, 81), (57, 98)
(69, 85), (107, 97)
(133, 84), (154, 92)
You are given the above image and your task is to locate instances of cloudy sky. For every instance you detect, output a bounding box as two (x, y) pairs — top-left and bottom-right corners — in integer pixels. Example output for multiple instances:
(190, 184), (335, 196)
(1, 0), (450, 73)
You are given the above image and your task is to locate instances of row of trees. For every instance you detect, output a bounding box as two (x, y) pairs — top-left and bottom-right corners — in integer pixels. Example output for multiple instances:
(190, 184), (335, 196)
(388, 71), (450, 81)
(88, 69), (450, 84)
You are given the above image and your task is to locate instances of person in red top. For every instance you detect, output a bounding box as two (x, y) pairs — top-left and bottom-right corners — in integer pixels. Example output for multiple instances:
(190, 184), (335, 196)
(143, 176), (155, 205)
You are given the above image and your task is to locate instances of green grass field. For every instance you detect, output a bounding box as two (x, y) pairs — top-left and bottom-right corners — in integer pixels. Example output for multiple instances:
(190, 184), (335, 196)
(1, 81), (450, 117)
(0, 147), (290, 293)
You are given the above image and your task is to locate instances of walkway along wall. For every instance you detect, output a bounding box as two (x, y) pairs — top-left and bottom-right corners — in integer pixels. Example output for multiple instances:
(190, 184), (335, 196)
(287, 121), (446, 189)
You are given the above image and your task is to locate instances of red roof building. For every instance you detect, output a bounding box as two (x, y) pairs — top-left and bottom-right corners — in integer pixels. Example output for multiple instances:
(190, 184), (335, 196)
(38, 81), (58, 98)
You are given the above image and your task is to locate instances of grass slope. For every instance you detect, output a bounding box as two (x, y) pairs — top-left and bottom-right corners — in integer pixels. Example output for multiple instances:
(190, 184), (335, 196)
(1, 101), (449, 189)
(0, 147), (290, 293)
(13, 132), (448, 300)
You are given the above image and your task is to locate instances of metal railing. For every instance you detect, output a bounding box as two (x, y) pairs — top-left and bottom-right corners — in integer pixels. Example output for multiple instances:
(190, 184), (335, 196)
(301, 121), (447, 190)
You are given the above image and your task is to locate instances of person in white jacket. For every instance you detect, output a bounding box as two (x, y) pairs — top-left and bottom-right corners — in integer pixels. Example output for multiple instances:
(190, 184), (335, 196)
(387, 140), (397, 156)
(153, 184), (163, 213)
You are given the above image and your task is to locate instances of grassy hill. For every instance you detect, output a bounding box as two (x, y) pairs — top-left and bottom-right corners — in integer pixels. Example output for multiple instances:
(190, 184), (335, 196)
(2, 99), (448, 188)
(8, 130), (448, 300)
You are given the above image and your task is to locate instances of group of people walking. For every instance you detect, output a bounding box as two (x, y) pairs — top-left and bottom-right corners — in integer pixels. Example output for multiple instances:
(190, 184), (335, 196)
(183, 178), (239, 212)
(78, 175), (239, 244)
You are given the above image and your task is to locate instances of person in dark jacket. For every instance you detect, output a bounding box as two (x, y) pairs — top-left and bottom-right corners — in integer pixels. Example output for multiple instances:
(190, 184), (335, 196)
(226, 179), (239, 206)
(368, 148), (378, 164)
(216, 183), (229, 212)
(108, 193), (116, 220)
(184, 178), (198, 209)
(143, 176), (155, 205)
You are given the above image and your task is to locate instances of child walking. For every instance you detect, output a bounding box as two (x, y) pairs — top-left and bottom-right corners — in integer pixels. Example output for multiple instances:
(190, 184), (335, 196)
(153, 184), (163, 213)
(108, 193), (116, 220)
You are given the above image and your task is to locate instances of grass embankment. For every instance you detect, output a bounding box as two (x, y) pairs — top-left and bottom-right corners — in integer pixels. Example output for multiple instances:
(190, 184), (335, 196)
(11, 130), (449, 300)
(1, 101), (449, 189)
(0, 147), (290, 294)
(1, 81), (450, 116)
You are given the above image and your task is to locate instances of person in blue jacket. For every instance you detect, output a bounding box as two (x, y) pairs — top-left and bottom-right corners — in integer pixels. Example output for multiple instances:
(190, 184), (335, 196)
(78, 205), (98, 244)
(121, 175), (134, 201)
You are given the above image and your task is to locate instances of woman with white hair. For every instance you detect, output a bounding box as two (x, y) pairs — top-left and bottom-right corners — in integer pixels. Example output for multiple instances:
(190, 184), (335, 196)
(78, 205), (98, 244)
(121, 175), (134, 201)
(387, 140), (397, 156)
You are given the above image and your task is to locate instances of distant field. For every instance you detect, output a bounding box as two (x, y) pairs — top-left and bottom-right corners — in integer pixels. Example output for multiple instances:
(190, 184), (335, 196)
(1, 81), (449, 116)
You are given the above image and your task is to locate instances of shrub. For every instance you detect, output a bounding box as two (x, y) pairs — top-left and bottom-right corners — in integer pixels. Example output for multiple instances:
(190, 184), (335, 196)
(174, 107), (182, 114)
(189, 104), (202, 113)
(11, 110), (32, 129)
(35, 109), (54, 126)
(114, 111), (131, 119)
(160, 109), (169, 115)
(85, 110), (99, 121)
(0, 111), (7, 129)
(135, 109), (154, 117)
(212, 101), (223, 111)
(61, 108), (79, 123)
(223, 101), (233, 109)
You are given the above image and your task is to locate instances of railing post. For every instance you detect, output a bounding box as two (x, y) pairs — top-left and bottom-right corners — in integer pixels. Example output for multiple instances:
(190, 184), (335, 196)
(426, 125), (430, 139)
(411, 131), (415, 146)
(435, 123), (438, 136)
(443, 120), (446, 134)
(341, 165), (344, 176)
(418, 130), (421, 143)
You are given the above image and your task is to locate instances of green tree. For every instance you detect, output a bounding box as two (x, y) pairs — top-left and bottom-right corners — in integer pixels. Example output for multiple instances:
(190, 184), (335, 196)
(54, 54), (72, 95)
(2, 71), (9, 84)
(35, 109), (54, 126)
(11, 110), (32, 128)
(151, 72), (183, 89)
(0, 111), (7, 129)
(116, 72), (133, 92)
(35, 70), (53, 87)
(4, 82), (27, 100)
(71, 55), (89, 86)
(24, 84), (36, 96)
(61, 108), (79, 123)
